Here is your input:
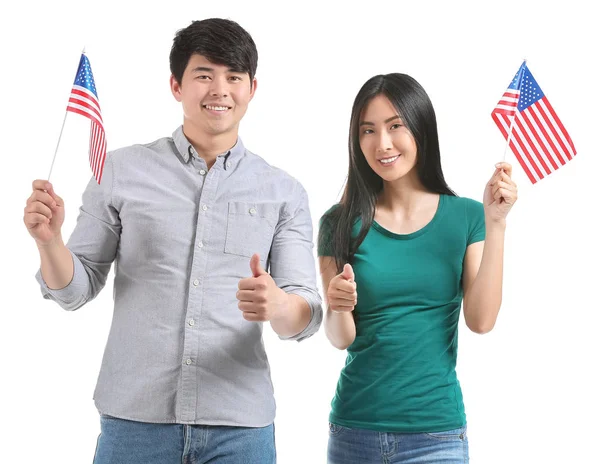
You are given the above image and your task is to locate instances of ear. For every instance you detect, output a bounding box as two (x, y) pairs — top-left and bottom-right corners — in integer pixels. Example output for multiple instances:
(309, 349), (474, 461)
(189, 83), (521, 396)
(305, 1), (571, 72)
(170, 75), (182, 102)
(249, 77), (258, 102)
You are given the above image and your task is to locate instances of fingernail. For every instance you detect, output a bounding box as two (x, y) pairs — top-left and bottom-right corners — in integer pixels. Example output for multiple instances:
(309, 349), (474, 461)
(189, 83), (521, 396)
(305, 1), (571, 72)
(495, 163), (501, 168)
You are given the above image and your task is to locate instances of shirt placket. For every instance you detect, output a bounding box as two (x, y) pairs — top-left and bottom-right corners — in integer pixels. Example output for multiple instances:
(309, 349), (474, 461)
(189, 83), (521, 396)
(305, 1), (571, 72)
(177, 158), (221, 423)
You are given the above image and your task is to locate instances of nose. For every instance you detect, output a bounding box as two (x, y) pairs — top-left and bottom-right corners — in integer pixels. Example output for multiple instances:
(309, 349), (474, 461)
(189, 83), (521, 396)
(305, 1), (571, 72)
(209, 76), (229, 97)
(376, 131), (393, 154)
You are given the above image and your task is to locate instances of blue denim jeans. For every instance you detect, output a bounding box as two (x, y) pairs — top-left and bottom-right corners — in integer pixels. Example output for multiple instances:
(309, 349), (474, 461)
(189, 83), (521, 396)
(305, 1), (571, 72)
(93, 414), (276, 464)
(328, 422), (469, 463)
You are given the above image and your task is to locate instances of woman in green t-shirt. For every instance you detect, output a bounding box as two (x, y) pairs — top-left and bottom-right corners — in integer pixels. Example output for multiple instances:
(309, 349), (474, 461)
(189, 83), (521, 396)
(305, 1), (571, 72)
(318, 73), (518, 464)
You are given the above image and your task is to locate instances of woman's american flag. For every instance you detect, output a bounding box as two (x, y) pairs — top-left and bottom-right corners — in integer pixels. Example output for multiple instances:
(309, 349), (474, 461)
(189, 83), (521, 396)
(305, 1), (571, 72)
(66, 54), (106, 184)
(492, 61), (576, 184)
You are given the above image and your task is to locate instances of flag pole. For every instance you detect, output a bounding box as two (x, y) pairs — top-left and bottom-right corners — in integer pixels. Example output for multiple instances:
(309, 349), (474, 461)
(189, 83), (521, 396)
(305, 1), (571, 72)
(47, 112), (68, 182)
(502, 58), (527, 162)
(47, 47), (86, 183)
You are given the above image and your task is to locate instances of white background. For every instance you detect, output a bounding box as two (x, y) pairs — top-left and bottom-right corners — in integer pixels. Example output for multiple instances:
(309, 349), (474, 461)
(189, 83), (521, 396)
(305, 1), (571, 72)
(1, 1), (598, 463)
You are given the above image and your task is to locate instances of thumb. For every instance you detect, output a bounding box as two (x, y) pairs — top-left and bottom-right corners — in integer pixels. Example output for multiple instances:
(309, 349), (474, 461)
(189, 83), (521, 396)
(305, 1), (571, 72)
(250, 253), (267, 277)
(341, 263), (354, 282)
(46, 183), (63, 206)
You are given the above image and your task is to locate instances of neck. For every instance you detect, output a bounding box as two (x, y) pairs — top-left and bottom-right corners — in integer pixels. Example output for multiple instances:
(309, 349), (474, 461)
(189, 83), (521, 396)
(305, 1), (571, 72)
(183, 120), (238, 168)
(378, 171), (433, 213)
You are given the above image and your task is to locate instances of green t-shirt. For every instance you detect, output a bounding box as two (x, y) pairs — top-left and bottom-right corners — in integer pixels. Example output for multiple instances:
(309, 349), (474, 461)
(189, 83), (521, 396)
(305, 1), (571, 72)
(318, 194), (485, 432)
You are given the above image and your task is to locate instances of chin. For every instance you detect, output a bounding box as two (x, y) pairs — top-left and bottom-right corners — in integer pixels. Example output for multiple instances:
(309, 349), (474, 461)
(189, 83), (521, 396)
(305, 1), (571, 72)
(205, 123), (233, 135)
(376, 169), (406, 183)
(382, 174), (406, 183)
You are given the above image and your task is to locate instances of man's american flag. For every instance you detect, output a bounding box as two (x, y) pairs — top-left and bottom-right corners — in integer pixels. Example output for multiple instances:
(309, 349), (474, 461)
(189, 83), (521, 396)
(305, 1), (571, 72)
(491, 61), (576, 184)
(67, 54), (106, 184)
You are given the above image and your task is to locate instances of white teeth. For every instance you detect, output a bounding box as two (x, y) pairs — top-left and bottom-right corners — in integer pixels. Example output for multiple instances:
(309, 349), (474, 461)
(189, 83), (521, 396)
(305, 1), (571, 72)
(380, 156), (399, 164)
(205, 105), (229, 111)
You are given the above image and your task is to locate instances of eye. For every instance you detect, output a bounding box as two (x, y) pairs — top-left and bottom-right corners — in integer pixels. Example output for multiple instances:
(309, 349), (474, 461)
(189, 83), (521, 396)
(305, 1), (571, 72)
(229, 76), (243, 81)
(362, 129), (374, 135)
(196, 75), (211, 80)
(390, 123), (403, 130)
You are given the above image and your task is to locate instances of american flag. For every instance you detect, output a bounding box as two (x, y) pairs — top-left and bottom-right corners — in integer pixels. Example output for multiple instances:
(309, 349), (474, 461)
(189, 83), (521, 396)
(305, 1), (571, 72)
(66, 54), (106, 183)
(491, 61), (576, 184)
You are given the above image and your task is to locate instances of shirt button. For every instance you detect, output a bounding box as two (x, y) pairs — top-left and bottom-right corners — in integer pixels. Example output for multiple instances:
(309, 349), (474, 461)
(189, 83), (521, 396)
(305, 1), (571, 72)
(202, 204), (208, 211)
(226, 162), (232, 168)
(188, 319), (195, 327)
(199, 169), (206, 176)
(185, 358), (192, 365)
(192, 279), (199, 286)
(198, 242), (204, 248)
(249, 208), (257, 215)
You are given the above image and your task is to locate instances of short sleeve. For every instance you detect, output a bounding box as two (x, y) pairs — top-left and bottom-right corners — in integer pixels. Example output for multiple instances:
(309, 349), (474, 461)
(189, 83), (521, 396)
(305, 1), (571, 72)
(317, 205), (339, 257)
(465, 198), (486, 245)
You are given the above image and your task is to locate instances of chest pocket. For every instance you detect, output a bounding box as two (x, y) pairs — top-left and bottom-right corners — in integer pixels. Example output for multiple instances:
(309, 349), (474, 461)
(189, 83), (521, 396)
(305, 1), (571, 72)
(224, 201), (279, 259)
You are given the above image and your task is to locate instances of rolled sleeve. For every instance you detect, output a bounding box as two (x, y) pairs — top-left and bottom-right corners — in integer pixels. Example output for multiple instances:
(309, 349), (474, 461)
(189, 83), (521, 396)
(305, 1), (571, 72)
(34, 155), (121, 311)
(35, 249), (91, 311)
(280, 288), (323, 342)
(269, 182), (323, 342)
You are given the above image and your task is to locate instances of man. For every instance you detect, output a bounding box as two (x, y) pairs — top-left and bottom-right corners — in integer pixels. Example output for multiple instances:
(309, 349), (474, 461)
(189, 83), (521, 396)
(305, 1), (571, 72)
(23, 18), (322, 463)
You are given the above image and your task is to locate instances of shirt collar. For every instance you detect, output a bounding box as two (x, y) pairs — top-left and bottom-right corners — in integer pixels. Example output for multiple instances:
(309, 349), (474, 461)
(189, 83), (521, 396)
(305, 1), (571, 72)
(172, 125), (245, 170)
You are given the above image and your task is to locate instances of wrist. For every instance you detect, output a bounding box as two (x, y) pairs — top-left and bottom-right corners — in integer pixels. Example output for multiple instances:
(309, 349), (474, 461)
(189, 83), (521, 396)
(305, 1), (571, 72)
(36, 235), (65, 252)
(485, 216), (507, 231)
(327, 305), (354, 315)
(271, 289), (290, 322)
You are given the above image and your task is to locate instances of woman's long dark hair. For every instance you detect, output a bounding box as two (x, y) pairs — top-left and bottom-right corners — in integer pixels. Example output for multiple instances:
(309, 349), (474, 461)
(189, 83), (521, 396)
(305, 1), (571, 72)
(320, 73), (456, 272)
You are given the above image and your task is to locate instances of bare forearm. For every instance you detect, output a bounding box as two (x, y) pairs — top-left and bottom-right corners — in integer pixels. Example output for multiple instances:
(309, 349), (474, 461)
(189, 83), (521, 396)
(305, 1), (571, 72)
(270, 293), (311, 338)
(464, 221), (506, 333)
(38, 236), (74, 290)
(325, 309), (356, 350)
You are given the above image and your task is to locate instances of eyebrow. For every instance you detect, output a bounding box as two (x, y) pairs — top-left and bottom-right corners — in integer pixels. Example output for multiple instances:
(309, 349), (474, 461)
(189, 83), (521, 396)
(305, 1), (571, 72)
(190, 66), (246, 75)
(190, 67), (214, 73)
(359, 115), (402, 126)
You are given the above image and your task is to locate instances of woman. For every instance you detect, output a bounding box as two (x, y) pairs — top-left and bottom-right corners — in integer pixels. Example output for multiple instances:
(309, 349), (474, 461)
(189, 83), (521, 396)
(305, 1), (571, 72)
(318, 73), (517, 463)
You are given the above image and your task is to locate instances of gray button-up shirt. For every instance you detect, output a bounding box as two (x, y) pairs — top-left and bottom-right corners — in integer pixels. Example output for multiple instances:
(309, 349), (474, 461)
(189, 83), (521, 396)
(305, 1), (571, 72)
(36, 126), (323, 426)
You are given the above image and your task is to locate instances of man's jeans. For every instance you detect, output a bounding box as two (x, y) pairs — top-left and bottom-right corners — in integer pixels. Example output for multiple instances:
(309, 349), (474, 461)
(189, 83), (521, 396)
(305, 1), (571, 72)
(93, 414), (276, 464)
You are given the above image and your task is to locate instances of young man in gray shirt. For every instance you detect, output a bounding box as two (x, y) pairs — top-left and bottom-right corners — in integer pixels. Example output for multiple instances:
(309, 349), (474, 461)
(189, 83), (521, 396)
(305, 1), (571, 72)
(23, 18), (322, 463)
